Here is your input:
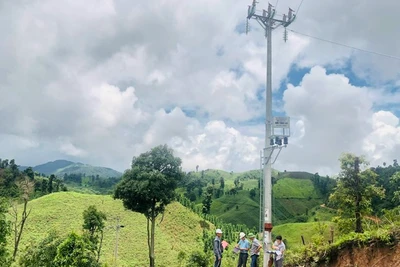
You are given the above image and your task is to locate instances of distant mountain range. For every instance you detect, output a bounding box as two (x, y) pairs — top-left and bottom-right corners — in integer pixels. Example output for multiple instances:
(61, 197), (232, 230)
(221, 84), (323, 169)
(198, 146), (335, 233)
(19, 160), (122, 178)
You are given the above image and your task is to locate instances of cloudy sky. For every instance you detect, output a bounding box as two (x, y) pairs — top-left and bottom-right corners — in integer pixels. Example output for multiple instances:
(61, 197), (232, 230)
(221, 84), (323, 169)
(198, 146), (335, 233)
(1, 0), (400, 175)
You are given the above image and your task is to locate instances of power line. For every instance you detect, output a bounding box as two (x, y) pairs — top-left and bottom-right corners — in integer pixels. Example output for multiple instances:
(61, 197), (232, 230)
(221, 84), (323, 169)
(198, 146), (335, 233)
(288, 29), (400, 61)
(296, 0), (305, 14)
(275, 0), (280, 9)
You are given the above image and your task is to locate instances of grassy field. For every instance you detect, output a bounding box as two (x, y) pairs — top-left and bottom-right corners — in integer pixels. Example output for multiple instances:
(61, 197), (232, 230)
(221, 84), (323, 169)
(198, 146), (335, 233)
(8, 192), (208, 267)
(207, 175), (325, 227)
(273, 178), (320, 199)
(210, 190), (259, 228)
(273, 221), (337, 249)
(272, 177), (324, 225)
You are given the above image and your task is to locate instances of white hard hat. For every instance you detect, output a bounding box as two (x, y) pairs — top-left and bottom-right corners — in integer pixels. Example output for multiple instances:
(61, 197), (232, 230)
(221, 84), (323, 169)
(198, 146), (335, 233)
(239, 232), (246, 238)
(216, 229), (223, 234)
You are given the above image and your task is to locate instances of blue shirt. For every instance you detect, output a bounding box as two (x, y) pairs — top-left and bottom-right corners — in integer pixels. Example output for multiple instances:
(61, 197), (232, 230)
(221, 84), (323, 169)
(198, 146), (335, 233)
(238, 239), (251, 254)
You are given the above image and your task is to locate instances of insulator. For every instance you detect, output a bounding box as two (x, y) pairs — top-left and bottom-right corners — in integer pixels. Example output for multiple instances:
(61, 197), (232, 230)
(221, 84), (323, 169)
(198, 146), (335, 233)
(275, 137), (280, 145)
(278, 139), (282, 146)
(283, 28), (288, 42)
(270, 138), (274, 146)
(284, 137), (288, 145)
(288, 8), (293, 21)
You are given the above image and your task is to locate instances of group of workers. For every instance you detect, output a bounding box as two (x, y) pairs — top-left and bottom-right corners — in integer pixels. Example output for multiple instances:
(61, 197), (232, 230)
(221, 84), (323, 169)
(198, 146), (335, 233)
(213, 229), (285, 267)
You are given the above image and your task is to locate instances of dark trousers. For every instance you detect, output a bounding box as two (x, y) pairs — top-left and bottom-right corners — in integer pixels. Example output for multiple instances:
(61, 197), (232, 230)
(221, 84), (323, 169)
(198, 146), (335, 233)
(237, 253), (248, 267)
(214, 255), (221, 267)
(250, 254), (258, 267)
(274, 258), (283, 267)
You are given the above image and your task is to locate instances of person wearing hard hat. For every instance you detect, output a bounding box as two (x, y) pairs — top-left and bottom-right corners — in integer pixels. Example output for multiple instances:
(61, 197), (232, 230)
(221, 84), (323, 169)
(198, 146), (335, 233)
(235, 232), (250, 267)
(248, 233), (262, 267)
(213, 229), (224, 267)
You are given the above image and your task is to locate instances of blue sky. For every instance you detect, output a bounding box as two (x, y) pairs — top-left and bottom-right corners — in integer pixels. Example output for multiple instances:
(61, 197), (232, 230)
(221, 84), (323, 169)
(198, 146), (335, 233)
(1, 0), (400, 175)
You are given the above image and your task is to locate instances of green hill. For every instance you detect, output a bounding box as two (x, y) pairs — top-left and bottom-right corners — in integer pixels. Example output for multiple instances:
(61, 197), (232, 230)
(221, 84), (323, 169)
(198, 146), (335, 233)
(55, 162), (122, 177)
(210, 190), (260, 228)
(184, 169), (331, 228)
(277, 171), (314, 179)
(31, 160), (122, 178)
(9, 192), (207, 266)
(33, 160), (75, 174)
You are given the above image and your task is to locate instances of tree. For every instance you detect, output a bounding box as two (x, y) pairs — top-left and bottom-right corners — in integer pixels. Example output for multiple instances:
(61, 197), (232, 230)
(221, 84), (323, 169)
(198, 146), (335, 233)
(53, 232), (99, 267)
(0, 160), (19, 198)
(19, 231), (63, 267)
(186, 251), (208, 267)
(11, 177), (34, 260)
(202, 186), (213, 214)
(23, 168), (34, 181)
(394, 159), (399, 167)
(234, 177), (240, 188)
(329, 153), (384, 233)
(114, 145), (183, 267)
(0, 197), (10, 265)
(249, 188), (256, 199)
(48, 175), (55, 193)
(82, 206), (106, 262)
(41, 179), (48, 194)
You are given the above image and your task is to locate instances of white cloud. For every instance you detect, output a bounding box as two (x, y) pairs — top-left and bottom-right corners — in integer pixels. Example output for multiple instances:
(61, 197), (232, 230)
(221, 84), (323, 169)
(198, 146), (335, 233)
(363, 111), (400, 164)
(277, 66), (400, 174)
(1, 0), (400, 176)
(59, 141), (87, 157)
(171, 120), (261, 172)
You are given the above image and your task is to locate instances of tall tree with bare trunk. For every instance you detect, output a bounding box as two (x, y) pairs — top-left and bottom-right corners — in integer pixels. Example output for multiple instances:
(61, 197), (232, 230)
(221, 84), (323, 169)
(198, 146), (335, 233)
(114, 145), (183, 267)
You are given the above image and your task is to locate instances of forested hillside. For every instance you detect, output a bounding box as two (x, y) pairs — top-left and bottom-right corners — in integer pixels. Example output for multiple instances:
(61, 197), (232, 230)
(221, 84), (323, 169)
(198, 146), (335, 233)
(18, 160), (122, 178)
(178, 168), (336, 227)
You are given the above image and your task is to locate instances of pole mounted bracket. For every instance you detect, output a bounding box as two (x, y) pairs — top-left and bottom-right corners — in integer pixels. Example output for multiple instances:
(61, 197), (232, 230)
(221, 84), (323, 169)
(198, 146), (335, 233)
(271, 146), (283, 164)
(264, 223), (273, 232)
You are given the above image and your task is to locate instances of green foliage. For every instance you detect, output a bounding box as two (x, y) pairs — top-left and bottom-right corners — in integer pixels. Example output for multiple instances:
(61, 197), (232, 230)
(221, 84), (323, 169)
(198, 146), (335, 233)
(329, 153), (385, 233)
(19, 231), (63, 267)
(331, 216), (355, 235)
(381, 206), (400, 226)
(390, 171), (400, 204)
(284, 223), (399, 266)
(249, 188), (256, 199)
(186, 251), (209, 267)
(82, 205), (106, 239)
(1, 159), (66, 201)
(202, 186), (213, 214)
(0, 159), (20, 198)
(48, 175), (55, 193)
(114, 145), (184, 267)
(177, 250), (186, 266)
(10, 192), (206, 266)
(114, 145), (183, 219)
(310, 173), (336, 202)
(177, 194), (257, 248)
(53, 232), (99, 267)
(0, 197), (10, 264)
(82, 205), (106, 262)
(62, 173), (120, 195)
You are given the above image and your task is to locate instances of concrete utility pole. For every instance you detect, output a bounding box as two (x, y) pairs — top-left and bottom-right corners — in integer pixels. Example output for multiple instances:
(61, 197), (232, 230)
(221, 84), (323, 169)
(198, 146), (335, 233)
(246, 1), (295, 266)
